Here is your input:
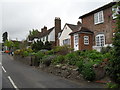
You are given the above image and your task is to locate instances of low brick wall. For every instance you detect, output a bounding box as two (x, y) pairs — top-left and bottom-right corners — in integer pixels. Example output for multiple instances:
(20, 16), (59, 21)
(13, 55), (32, 66)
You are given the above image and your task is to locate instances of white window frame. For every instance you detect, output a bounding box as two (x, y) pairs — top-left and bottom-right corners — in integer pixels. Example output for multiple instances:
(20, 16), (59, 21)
(112, 6), (120, 19)
(96, 34), (105, 47)
(94, 11), (104, 25)
(84, 36), (89, 45)
(74, 35), (78, 44)
(63, 38), (70, 45)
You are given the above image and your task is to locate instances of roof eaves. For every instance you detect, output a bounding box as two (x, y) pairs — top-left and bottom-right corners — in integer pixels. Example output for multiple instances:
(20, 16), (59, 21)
(79, 2), (116, 19)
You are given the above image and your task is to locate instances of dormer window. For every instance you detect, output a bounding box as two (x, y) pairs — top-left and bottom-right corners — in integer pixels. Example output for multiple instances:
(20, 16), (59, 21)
(94, 11), (104, 25)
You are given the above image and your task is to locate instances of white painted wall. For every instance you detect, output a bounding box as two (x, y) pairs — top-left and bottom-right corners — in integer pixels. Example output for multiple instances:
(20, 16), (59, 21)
(59, 25), (72, 46)
(48, 29), (55, 42)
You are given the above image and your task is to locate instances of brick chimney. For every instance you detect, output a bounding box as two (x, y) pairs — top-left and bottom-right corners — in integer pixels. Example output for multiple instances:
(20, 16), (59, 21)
(55, 17), (61, 46)
(77, 21), (82, 26)
(41, 26), (47, 33)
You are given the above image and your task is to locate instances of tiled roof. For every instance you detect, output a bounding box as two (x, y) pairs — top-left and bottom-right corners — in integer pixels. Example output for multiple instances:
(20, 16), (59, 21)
(66, 23), (81, 32)
(69, 27), (93, 35)
(79, 2), (116, 19)
(38, 27), (54, 38)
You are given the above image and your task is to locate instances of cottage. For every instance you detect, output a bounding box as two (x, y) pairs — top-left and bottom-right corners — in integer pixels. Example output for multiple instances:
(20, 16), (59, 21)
(58, 21), (81, 46)
(32, 17), (61, 46)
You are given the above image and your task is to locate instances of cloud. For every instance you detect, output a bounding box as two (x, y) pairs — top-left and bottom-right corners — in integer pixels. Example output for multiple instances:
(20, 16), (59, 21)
(1, 0), (113, 41)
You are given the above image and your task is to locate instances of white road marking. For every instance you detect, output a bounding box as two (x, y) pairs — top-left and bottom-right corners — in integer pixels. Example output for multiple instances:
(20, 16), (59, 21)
(8, 76), (19, 90)
(2, 66), (6, 73)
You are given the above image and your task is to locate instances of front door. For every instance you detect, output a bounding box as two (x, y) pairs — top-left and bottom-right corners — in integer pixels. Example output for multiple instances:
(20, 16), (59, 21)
(74, 34), (79, 51)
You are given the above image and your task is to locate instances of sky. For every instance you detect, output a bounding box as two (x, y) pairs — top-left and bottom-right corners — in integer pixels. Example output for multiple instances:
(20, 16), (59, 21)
(0, 0), (113, 42)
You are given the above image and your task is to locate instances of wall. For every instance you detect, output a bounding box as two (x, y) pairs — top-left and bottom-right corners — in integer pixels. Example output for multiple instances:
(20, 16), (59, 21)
(81, 7), (115, 46)
(48, 29), (55, 42)
(59, 25), (72, 46)
(79, 33), (93, 50)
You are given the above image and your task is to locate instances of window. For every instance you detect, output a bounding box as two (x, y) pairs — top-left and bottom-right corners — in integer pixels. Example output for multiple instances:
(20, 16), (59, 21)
(84, 36), (89, 45)
(63, 39), (70, 45)
(46, 35), (48, 41)
(96, 34), (105, 47)
(94, 11), (104, 24)
(112, 6), (120, 19)
(75, 35), (78, 44)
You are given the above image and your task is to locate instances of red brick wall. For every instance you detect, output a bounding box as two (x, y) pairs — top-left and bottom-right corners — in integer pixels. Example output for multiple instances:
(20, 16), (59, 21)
(81, 7), (115, 45)
(79, 33), (93, 50)
(70, 35), (74, 49)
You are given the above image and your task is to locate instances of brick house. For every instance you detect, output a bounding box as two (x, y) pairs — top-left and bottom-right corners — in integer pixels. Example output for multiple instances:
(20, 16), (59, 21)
(79, 2), (117, 51)
(69, 27), (93, 51)
(58, 21), (93, 51)
(33, 17), (61, 46)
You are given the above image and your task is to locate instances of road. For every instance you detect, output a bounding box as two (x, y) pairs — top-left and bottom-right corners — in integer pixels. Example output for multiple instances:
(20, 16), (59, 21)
(2, 53), (105, 89)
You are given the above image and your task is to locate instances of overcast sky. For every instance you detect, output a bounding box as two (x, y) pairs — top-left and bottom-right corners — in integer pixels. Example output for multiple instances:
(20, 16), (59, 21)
(0, 0), (113, 42)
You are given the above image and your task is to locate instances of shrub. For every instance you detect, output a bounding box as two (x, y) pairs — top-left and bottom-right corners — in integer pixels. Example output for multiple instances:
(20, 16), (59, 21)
(14, 49), (21, 55)
(101, 46), (112, 54)
(23, 51), (29, 57)
(52, 55), (65, 65)
(81, 63), (95, 81)
(76, 59), (84, 72)
(65, 52), (80, 65)
(35, 51), (45, 60)
(52, 45), (73, 55)
(107, 83), (120, 88)
(46, 50), (54, 55)
(41, 55), (57, 66)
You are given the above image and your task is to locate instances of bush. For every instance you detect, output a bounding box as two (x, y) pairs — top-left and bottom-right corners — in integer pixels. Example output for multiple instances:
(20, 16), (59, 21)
(52, 55), (65, 65)
(46, 50), (54, 55)
(65, 52), (80, 65)
(35, 51), (45, 60)
(52, 45), (73, 55)
(107, 83), (120, 88)
(23, 51), (29, 57)
(76, 59), (84, 72)
(101, 46), (112, 54)
(81, 63), (95, 81)
(41, 55), (57, 66)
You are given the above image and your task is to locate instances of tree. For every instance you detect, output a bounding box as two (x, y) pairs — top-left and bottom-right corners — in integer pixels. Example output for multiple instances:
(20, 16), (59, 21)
(109, 1), (120, 85)
(31, 40), (44, 52)
(4, 40), (14, 50)
(44, 41), (52, 50)
(13, 41), (20, 50)
(28, 29), (40, 41)
(2, 32), (8, 42)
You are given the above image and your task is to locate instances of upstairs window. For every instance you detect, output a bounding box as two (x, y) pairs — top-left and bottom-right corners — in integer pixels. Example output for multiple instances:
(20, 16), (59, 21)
(63, 39), (70, 45)
(112, 6), (120, 19)
(94, 11), (104, 24)
(96, 34), (105, 47)
(84, 36), (89, 45)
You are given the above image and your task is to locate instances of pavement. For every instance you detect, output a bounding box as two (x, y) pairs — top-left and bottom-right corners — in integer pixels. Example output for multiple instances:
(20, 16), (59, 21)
(2, 53), (105, 89)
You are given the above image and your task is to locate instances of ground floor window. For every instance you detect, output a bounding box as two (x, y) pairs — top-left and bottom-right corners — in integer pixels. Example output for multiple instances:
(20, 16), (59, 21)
(63, 38), (70, 45)
(96, 34), (105, 47)
(84, 36), (89, 45)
